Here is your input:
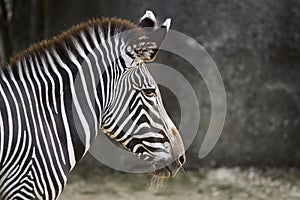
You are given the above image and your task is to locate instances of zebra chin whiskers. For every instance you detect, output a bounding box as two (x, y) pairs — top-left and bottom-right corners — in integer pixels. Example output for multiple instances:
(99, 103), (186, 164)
(150, 174), (167, 190)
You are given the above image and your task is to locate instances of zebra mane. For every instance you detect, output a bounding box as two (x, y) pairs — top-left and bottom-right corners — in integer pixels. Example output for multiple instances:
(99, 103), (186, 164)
(5, 17), (139, 69)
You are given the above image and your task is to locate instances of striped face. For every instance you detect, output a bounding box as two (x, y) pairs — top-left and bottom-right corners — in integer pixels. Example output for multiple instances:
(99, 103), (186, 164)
(102, 59), (185, 177)
(101, 11), (185, 177)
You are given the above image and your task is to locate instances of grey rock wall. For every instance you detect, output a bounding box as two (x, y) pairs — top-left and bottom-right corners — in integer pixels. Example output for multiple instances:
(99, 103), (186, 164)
(3, 0), (300, 168)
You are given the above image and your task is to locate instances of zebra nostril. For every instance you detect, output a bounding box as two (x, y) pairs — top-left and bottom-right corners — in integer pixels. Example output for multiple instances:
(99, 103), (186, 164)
(178, 154), (186, 166)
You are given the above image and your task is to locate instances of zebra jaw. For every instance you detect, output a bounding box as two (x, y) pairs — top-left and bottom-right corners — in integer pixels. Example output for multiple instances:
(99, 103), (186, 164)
(101, 127), (183, 178)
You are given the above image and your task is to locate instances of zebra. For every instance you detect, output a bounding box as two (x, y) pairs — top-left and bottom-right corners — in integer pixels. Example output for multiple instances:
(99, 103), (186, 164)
(0, 10), (185, 199)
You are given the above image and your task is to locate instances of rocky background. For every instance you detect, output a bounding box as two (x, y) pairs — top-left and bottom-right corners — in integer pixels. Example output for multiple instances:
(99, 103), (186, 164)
(0, 0), (299, 169)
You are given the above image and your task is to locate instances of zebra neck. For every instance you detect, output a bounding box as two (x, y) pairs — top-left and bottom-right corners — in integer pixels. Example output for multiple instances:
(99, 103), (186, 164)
(44, 37), (127, 163)
(0, 22), (131, 169)
(46, 48), (107, 163)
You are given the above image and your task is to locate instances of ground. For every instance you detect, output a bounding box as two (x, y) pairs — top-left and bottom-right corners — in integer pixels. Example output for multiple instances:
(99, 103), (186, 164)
(60, 167), (300, 200)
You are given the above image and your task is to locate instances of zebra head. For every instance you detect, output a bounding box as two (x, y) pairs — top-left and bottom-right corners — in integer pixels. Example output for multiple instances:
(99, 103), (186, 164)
(101, 11), (185, 178)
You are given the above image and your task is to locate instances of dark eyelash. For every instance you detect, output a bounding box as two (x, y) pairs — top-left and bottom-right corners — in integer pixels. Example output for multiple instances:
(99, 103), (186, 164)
(142, 88), (156, 96)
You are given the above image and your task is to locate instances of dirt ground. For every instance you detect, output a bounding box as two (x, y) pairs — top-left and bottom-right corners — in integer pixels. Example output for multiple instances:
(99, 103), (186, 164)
(59, 167), (300, 200)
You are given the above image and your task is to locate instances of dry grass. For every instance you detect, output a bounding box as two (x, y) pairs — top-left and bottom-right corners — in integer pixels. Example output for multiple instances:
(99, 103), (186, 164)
(60, 167), (300, 200)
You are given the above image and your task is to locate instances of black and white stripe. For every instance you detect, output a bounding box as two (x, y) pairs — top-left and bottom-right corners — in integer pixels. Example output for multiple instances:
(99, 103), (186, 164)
(0, 10), (185, 199)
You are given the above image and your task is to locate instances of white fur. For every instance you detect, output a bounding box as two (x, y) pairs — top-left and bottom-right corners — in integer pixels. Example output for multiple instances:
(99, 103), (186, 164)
(141, 10), (156, 22)
(162, 18), (171, 30)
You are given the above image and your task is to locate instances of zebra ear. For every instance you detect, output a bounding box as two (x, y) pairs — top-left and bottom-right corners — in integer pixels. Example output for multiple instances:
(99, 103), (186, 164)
(138, 10), (156, 28)
(128, 18), (171, 62)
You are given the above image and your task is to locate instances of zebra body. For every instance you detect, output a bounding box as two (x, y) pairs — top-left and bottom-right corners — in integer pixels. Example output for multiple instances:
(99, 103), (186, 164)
(0, 11), (185, 199)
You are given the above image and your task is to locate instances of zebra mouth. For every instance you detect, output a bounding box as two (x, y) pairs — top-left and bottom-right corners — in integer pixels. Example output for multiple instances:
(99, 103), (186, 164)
(153, 166), (175, 178)
(152, 160), (181, 178)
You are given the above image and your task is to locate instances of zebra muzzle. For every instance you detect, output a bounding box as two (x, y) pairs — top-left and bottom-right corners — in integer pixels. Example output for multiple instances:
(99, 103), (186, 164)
(152, 153), (186, 178)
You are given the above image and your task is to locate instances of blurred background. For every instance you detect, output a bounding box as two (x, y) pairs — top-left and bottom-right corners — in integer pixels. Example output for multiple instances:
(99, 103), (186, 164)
(1, 0), (300, 199)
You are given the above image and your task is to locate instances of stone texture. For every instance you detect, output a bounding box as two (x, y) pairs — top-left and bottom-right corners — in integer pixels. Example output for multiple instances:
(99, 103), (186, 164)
(6, 0), (300, 168)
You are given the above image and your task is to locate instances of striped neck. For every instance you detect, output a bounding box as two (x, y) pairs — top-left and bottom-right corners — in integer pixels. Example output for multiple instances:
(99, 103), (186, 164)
(0, 18), (138, 168)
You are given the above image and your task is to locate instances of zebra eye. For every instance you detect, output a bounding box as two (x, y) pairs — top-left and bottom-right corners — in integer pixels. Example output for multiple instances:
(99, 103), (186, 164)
(142, 88), (156, 97)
